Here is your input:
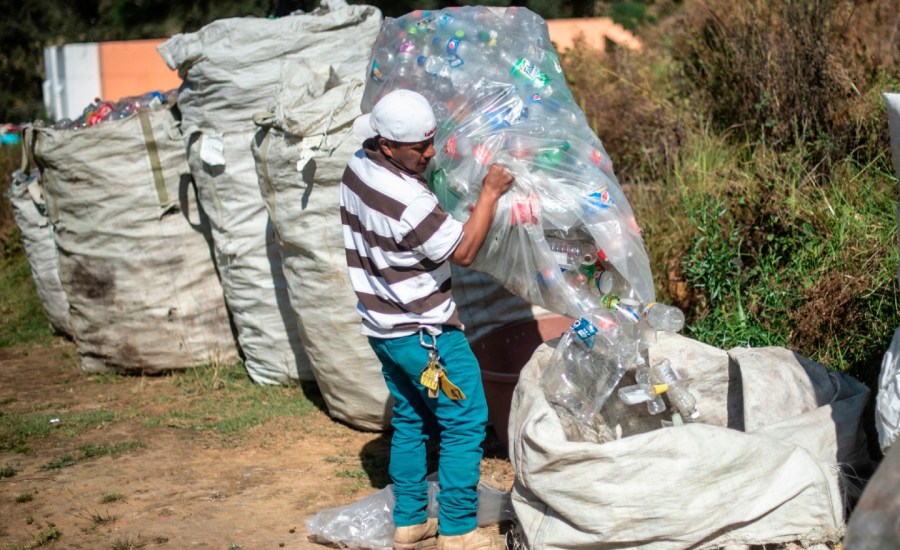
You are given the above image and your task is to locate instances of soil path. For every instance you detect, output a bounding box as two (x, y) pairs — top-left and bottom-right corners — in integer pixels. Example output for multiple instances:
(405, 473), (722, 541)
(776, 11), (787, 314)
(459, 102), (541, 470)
(0, 340), (514, 549)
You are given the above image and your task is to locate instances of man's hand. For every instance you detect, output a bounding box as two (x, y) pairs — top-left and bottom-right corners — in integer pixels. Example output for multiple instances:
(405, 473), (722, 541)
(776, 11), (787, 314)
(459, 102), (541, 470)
(481, 164), (515, 199)
(451, 164), (516, 267)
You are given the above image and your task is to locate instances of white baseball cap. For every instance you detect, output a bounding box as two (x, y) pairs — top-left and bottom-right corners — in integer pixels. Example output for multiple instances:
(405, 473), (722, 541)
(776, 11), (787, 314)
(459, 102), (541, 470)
(354, 89), (437, 143)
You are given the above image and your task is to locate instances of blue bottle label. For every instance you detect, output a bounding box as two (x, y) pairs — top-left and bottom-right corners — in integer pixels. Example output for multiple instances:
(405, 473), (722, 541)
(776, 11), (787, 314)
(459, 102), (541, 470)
(572, 317), (598, 341)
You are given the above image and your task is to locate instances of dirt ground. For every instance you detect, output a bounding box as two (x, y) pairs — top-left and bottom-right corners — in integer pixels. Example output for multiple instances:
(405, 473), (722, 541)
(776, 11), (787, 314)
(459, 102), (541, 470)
(0, 339), (515, 549)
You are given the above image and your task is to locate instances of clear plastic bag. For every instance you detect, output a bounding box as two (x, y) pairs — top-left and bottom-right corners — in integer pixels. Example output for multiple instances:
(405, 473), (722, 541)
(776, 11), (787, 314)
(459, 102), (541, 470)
(361, 7), (657, 321)
(305, 480), (514, 549)
(360, 6), (687, 433)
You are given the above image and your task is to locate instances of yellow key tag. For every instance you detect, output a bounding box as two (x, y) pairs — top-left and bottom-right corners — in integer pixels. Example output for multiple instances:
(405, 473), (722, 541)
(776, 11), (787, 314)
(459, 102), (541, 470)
(420, 358), (441, 397)
(439, 372), (467, 400)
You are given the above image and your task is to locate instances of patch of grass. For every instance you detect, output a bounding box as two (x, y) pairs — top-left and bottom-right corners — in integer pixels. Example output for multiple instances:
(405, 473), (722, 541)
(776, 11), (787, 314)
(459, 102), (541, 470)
(40, 454), (77, 470)
(35, 439), (145, 471)
(0, 249), (53, 348)
(0, 409), (131, 453)
(75, 508), (117, 531)
(335, 469), (367, 480)
(32, 526), (61, 546)
(14, 492), (33, 503)
(140, 360), (317, 442)
(0, 464), (15, 478)
(111, 535), (146, 550)
(78, 440), (145, 459)
(101, 492), (126, 504)
(0, 396), (16, 406)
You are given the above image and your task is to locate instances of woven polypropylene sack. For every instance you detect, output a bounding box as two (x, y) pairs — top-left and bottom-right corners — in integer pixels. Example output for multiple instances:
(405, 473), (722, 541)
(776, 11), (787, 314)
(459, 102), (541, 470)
(251, 64), (390, 429)
(508, 333), (869, 549)
(185, 128), (312, 385)
(156, 2), (382, 385)
(32, 108), (237, 374)
(7, 164), (71, 337)
(158, 1), (383, 135)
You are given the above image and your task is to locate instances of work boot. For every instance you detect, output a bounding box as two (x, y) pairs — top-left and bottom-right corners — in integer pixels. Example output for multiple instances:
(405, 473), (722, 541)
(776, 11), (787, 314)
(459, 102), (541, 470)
(394, 517), (439, 550)
(436, 529), (506, 550)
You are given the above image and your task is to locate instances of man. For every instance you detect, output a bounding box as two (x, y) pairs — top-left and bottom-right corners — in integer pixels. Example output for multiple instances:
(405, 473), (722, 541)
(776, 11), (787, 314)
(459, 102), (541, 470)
(340, 89), (513, 550)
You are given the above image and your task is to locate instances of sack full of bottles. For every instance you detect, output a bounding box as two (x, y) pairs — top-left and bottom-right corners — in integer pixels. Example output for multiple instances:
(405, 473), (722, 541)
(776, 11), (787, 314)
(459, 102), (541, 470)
(360, 6), (691, 433)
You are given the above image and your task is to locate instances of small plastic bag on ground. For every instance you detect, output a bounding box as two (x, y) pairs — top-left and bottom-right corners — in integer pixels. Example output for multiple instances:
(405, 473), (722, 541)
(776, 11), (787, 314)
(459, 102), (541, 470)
(305, 480), (514, 550)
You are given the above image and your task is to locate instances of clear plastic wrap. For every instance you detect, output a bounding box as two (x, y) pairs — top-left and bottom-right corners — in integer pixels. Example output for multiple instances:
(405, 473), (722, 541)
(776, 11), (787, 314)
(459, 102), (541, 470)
(360, 6), (687, 433)
(305, 480), (514, 550)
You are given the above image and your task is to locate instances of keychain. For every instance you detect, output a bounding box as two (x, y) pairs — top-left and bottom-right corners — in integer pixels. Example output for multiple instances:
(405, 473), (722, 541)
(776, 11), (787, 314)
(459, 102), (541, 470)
(418, 329), (466, 400)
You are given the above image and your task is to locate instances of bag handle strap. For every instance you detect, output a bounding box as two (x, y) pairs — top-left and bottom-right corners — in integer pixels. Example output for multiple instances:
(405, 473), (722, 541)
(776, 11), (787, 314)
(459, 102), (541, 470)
(138, 108), (176, 215)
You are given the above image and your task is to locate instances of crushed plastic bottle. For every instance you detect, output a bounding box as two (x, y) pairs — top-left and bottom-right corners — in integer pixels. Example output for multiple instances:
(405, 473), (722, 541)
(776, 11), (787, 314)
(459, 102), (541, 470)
(651, 359), (699, 419)
(643, 302), (685, 333)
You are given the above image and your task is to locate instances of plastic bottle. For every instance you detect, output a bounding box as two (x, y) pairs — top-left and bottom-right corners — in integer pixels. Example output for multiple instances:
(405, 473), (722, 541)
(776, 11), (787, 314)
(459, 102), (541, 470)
(595, 266), (626, 296)
(643, 302), (685, 333)
(510, 56), (551, 89)
(545, 236), (596, 270)
(600, 294), (641, 323)
(634, 358), (666, 414)
(651, 359), (699, 419)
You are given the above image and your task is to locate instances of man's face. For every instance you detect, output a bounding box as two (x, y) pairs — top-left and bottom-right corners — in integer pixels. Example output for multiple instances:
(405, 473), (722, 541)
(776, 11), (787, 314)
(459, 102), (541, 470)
(379, 137), (436, 175)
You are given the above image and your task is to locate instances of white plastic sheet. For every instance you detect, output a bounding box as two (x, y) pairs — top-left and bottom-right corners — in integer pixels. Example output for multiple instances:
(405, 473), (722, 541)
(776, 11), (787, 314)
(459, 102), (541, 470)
(306, 480), (514, 550)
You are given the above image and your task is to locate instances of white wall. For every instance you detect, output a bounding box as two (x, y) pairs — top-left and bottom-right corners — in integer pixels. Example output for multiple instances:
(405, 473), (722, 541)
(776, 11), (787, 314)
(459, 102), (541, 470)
(42, 43), (101, 121)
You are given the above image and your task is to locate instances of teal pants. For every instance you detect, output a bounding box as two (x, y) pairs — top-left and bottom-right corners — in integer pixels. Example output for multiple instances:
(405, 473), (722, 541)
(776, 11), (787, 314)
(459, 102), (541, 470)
(369, 327), (487, 536)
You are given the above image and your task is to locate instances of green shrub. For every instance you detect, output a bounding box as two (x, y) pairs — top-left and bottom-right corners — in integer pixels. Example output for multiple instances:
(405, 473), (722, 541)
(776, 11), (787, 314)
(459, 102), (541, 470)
(672, 0), (898, 174)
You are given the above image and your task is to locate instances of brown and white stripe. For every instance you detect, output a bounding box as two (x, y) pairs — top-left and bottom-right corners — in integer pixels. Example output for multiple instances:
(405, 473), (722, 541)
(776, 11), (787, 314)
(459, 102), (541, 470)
(339, 141), (464, 338)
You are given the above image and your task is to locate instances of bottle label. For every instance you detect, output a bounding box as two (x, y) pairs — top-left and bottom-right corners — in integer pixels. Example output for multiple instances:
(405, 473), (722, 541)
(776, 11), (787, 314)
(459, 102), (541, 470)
(571, 317), (598, 342)
(370, 60), (384, 83)
(511, 58), (551, 88)
(446, 37), (461, 55)
(587, 186), (612, 209)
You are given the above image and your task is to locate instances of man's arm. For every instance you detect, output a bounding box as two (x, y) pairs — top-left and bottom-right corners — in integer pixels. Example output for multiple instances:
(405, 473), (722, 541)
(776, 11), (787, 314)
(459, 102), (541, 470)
(451, 164), (514, 266)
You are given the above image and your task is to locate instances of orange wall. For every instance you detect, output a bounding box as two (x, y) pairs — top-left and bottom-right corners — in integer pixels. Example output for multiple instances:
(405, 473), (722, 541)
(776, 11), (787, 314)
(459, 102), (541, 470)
(98, 39), (182, 102)
(546, 18), (643, 53)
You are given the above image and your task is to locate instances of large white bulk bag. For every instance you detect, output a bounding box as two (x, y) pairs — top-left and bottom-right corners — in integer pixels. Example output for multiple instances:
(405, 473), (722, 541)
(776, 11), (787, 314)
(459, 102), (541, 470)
(251, 61), (389, 430)
(184, 128), (311, 385)
(32, 107), (238, 374)
(7, 130), (71, 336)
(509, 333), (870, 549)
(157, 1), (382, 385)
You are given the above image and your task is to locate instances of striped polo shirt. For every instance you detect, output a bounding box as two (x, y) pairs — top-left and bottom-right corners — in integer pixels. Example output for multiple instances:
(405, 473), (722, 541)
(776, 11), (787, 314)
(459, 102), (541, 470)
(340, 139), (465, 338)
